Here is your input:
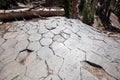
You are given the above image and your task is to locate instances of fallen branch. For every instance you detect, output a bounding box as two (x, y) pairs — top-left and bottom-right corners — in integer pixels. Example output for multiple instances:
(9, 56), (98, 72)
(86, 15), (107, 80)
(0, 7), (65, 20)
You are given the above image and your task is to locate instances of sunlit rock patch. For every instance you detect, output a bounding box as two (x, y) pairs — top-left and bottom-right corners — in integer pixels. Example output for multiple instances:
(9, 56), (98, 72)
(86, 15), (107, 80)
(0, 17), (120, 80)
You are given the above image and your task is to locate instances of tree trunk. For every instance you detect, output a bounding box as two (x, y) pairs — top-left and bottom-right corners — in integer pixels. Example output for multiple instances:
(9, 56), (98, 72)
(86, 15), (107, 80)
(0, 7), (65, 20)
(82, 0), (97, 25)
(104, 0), (111, 18)
(71, 0), (78, 18)
(63, 0), (70, 18)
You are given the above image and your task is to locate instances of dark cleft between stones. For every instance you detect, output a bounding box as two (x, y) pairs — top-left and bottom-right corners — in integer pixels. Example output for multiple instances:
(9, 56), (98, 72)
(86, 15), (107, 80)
(19, 49), (33, 53)
(84, 61), (103, 69)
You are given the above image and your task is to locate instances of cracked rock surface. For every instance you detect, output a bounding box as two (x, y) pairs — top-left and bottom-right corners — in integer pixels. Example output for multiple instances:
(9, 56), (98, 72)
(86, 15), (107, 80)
(0, 17), (120, 80)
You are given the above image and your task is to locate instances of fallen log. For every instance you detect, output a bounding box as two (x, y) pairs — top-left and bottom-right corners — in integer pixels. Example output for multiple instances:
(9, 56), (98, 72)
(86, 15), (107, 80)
(0, 7), (65, 20)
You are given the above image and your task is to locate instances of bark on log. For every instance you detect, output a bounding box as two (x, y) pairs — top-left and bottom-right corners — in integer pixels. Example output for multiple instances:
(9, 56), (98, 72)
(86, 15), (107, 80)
(0, 7), (65, 20)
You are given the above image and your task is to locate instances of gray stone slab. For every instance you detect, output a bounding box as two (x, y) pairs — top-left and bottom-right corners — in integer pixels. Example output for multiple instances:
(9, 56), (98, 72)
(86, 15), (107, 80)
(28, 33), (41, 41)
(51, 42), (70, 58)
(26, 60), (48, 79)
(51, 27), (65, 34)
(15, 33), (28, 41)
(60, 32), (70, 39)
(0, 61), (25, 80)
(23, 23), (37, 30)
(40, 38), (52, 46)
(45, 20), (57, 30)
(0, 48), (19, 64)
(64, 38), (80, 49)
(37, 47), (53, 60)
(15, 39), (29, 51)
(65, 49), (85, 63)
(44, 75), (61, 80)
(58, 61), (81, 80)
(23, 52), (37, 66)
(46, 55), (63, 74)
(0, 47), (4, 55)
(21, 76), (32, 80)
(0, 17), (120, 80)
(43, 31), (54, 38)
(27, 29), (38, 34)
(2, 39), (17, 49)
(0, 38), (5, 45)
(39, 26), (49, 34)
(0, 62), (4, 71)
(80, 68), (96, 80)
(27, 41), (41, 51)
(16, 51), (29, 63)
(3, 32), (18, 39)
(53, 35), (65, 42)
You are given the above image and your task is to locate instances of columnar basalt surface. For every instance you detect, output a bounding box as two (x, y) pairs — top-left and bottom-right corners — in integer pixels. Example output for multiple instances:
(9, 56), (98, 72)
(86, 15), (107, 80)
(0, 17), (120, 80)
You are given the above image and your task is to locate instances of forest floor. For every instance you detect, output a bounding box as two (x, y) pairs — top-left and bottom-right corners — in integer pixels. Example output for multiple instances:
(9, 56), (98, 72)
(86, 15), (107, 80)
(0, 17), (120, 80)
